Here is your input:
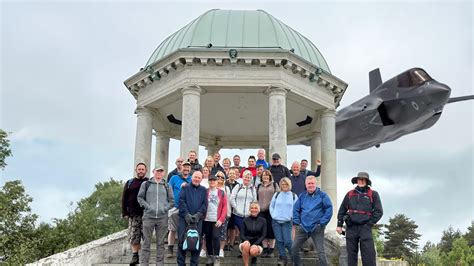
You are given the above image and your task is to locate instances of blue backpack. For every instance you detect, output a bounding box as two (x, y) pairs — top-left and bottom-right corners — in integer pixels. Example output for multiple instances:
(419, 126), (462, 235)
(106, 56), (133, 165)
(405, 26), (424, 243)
(182, 223), (200, 251)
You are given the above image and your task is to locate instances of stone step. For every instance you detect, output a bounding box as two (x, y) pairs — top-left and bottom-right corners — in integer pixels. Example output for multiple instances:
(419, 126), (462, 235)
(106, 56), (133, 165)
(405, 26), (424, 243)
(93, 257), (320, 265)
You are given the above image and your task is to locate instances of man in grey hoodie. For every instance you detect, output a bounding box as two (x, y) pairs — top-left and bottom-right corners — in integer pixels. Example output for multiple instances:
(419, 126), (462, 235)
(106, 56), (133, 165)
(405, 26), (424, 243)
(138, 166), (174, 265)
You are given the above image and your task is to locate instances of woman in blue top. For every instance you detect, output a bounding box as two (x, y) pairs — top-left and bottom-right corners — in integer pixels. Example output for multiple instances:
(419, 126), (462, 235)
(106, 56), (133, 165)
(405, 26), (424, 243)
(269, 177), (298, 265)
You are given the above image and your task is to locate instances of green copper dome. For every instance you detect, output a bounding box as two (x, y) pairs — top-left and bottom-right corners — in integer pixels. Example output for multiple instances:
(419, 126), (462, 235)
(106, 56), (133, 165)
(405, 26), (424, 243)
(146, 9), (330, 72)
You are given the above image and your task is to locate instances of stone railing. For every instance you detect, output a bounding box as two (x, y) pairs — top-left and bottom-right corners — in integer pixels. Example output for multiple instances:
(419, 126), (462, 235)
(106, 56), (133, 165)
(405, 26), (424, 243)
(27, 229), (128, 266)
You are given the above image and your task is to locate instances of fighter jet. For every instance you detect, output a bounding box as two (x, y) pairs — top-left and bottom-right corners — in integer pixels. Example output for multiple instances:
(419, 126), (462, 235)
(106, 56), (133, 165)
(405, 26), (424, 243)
(336, 67), (474, 151)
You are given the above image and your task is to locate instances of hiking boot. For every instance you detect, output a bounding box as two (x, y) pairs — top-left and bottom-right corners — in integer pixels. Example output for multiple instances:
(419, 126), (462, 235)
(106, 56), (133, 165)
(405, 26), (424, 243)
(277, 256), (287, 265)
(250, 257), (257, 266)
(261, 247), (269, 258)
(267, 248), (275, 258)
(129, 253), (139, 265)
(166, 247), (174, 258)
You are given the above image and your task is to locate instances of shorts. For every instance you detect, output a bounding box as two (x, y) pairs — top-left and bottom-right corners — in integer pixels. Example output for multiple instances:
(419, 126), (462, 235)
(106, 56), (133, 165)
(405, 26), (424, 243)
(128, 216), (143, 245)
(168, 207), (179, 231)
(227, 214), (235, 230)
(239, 242), (263, 254)
(218, 218), (229, 241)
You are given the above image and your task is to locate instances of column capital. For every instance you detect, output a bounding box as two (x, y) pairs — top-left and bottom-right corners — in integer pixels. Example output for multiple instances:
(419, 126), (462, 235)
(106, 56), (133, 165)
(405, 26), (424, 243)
(264, 86), (288, 96)
(321, 108), (336, 119)
(135, 106), (153, 116)
(154, 130), (171, 139)
(181, 85), (205, 96)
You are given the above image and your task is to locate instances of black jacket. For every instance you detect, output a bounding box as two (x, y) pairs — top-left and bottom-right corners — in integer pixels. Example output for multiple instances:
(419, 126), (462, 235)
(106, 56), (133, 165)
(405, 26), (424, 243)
(121, 177), (149, 217)
(241, 215), (267, 245)
(269, 164), (291, 184)
(337, 186), (383, 227)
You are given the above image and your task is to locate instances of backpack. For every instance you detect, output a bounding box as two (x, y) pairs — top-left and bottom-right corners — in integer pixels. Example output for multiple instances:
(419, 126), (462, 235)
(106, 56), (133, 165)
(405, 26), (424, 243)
(182, 223), (200, 251)
(346, 188), (373, 216)
(236, 183), (256, 200)
(128, 179), (170, 201)
(256, 182), (278, 200)
(274, 191), (296, 201)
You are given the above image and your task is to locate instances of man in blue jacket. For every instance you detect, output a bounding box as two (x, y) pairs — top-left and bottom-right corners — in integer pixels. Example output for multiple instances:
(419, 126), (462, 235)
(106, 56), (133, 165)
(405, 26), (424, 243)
(291, 175), (332, 266)
(177, 170), (208, 266)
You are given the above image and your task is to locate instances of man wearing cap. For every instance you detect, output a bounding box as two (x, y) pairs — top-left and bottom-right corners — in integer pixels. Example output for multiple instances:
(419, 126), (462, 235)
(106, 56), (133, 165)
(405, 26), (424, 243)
(138, 166), (174, 265)
(269, 153), (291, 185)
(336, 172), (383, 266)
(167, 161), (192, 258)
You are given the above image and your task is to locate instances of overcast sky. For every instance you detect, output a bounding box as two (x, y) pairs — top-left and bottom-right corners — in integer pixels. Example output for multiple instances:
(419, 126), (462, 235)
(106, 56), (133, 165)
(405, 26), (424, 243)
(1, 1), (472, 247)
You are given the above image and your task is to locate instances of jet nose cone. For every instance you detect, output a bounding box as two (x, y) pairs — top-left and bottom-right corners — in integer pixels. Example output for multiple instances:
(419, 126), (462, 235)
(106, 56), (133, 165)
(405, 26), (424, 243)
(427, 83), (451, 105)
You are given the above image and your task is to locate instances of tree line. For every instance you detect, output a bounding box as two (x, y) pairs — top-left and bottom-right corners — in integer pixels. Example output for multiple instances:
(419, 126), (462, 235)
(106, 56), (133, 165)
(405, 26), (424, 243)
(0, 129), (472, 265)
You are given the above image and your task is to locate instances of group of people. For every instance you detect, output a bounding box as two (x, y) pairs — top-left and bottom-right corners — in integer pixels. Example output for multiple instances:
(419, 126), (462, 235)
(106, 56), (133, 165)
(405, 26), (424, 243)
(122, 149), (383, 266)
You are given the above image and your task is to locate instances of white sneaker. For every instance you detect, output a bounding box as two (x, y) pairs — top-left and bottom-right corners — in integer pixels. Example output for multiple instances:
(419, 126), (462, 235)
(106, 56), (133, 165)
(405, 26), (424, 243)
(200, 249), (207, 258)
(219, 249), (224, 257)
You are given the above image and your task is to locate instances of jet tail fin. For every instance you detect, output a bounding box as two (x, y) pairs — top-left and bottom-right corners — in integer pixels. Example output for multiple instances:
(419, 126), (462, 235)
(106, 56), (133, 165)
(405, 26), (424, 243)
(369, 68), (382, 93)
(447, 95), (474, 103)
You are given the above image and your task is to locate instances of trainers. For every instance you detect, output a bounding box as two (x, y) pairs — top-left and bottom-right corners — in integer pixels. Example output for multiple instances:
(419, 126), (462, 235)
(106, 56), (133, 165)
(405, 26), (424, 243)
(219, 249), (224, 257)
(200, 249), (207, 258)
(129, 253), (139, 265)
(206, 255), (213, 265)
(214, 256), (221, 266)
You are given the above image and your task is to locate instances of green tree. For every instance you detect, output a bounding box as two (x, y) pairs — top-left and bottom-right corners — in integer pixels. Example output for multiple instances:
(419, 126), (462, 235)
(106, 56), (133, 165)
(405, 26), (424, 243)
(372, 224), (384, 255)
(0, 129), (13, 170)
(438, 226), (462, 254)
(420, 244), (442, 266)
(464, 221), (474, 247)
(0, 180), (39, 264)
(442, 237), (474, 265)
(67, 178), (127, 246)
(383, 214), (421, 260)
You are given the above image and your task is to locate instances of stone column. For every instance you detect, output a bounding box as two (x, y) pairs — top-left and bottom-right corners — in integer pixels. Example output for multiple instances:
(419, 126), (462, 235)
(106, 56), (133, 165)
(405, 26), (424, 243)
(180, 86), (202, 158)
(267, 86), (288, 165)
(206, 145), (221, 157)
(262, 145), (270, 162)
(310, 132), (321, 171)
(321, 109), (337, 230)
(134, 107), (153, 175)
(155, 132), (170, 174)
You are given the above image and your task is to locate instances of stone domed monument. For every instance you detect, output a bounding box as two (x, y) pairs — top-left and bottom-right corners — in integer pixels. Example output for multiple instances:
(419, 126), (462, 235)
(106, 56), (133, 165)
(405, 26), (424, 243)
(124, 10), (347, 231)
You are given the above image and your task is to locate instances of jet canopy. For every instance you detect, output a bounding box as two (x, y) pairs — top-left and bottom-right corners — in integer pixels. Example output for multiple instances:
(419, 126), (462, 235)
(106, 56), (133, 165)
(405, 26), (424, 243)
(397, 68), (433, 87)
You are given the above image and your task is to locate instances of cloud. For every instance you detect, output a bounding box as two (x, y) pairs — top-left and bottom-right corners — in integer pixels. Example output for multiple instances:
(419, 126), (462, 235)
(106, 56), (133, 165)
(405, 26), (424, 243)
(1, 2), (472, 248)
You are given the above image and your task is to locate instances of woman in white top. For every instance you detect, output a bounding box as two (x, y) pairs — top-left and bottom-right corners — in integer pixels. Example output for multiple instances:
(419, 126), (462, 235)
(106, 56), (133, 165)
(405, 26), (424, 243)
(230, 170), (257, 235)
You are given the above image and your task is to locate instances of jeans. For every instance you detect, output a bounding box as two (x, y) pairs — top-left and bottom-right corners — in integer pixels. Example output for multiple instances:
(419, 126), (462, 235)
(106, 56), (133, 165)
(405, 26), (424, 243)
(291, 224), (328, 266)
(271, 220), (292, 258)
(346, 224), (376, 266)
(141, 216), (168, 266)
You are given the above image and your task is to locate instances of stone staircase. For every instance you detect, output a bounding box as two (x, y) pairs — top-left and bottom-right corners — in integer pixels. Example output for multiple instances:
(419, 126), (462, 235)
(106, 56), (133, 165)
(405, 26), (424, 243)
(27, 229), (407, 266)
(95, 243), (324, 265)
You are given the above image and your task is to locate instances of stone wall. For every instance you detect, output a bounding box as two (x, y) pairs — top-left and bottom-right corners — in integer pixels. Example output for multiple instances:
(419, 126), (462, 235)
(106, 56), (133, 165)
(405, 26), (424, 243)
(27, 229), (128, 266)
